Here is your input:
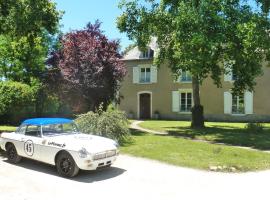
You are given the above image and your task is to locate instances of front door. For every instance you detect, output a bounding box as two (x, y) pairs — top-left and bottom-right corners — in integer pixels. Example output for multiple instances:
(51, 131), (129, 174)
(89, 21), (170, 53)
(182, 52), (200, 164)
(139, 93), (151, 119)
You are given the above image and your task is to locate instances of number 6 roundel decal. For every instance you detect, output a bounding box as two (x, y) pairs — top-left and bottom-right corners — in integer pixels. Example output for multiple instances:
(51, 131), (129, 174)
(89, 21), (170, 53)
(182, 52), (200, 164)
(24, 140), (34, 156)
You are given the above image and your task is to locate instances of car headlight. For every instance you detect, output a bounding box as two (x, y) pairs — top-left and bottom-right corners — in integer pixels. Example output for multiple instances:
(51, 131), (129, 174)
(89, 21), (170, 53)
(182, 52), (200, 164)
(78, 148), (89, 158)
(113, 141), (119, 148)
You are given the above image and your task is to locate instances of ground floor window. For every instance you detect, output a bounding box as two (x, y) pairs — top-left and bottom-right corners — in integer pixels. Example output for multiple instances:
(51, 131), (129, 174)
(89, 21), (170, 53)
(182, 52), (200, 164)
(232, 94), (245, 114)
(180, 92), (192, 112)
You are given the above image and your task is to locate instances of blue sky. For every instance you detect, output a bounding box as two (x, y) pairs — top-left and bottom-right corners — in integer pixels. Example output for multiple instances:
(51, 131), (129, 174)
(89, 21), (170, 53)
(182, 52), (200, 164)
(53, 0), (132, 50)
(53, 0), (260, 51)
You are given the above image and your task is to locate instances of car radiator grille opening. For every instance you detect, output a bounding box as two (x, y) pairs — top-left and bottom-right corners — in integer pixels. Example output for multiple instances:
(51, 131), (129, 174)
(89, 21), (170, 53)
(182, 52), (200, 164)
(93, 150), (116, 161)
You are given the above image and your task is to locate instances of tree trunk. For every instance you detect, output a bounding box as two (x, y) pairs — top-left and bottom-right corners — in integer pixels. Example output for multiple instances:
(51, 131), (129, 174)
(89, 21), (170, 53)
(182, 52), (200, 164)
(191, 75), (205, 128)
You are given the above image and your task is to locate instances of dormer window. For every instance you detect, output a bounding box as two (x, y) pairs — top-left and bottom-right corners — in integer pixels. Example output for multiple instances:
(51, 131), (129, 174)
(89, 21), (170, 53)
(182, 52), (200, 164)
(141, 48), (154, 59)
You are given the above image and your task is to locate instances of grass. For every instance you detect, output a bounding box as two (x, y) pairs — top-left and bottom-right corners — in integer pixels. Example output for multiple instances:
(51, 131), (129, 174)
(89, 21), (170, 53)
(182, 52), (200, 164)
(139, 120), (270, 150)
(121, 129), (270, 172)
(0, 126), (17, 132)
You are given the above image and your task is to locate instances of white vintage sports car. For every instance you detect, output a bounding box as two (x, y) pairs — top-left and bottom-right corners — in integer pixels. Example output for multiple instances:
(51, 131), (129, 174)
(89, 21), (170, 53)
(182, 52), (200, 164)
(0, 118), (119, 177)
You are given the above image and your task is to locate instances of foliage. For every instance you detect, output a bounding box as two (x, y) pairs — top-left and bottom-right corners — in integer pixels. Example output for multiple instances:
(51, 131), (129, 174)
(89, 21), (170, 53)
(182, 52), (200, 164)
(117, 0), (270, 128)
(76, 107), (131, 144)
(0, 33), (54, 84)
(0, 0), (61, 36)
(245, 122), (264, 133)
(0, 80), (62, 124)
(0, 81), (36, 124)
(46, 21), (127, 113)
(0, 0), (61, 84)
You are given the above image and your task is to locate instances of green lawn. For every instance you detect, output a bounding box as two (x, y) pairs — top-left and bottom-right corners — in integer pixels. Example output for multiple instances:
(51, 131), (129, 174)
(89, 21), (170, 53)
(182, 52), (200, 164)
(139, 120), (270, 150)
(121, 129), (270, 172)
(0, 126), (17, 132)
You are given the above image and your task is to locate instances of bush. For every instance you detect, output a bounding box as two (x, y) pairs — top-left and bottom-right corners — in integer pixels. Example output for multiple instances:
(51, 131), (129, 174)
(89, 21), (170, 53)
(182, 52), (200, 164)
(0, 81), (36, 124)
(76, 108), (131, 144)
(245, 122), (264, 133)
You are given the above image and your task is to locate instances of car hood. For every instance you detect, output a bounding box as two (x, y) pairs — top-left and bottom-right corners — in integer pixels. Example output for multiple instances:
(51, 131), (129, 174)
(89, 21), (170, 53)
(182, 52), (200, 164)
(44, 133), (117, 153)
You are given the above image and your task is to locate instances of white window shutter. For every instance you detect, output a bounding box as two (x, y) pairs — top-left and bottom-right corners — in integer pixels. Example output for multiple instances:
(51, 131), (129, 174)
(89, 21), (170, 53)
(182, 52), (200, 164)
(224, 92), (232, 114)
(133, 67), (139, 84)
(172, 91), (180, 112)
(245, 91), (253, 114)
(150, 66), (157, 83)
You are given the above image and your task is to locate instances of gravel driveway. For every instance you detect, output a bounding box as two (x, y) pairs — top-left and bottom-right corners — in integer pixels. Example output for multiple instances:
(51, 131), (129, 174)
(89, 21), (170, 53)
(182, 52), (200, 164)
(0, 152), (270, 200)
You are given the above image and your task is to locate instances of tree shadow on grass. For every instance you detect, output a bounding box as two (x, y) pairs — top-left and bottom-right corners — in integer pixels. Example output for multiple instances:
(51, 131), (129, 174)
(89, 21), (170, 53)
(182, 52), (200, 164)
(164, 126), (270, 150)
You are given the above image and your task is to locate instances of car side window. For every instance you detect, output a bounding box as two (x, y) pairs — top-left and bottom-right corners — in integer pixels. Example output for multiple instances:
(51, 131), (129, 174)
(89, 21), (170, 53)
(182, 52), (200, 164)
(15, 125), (27, 135)
(25, 125), (41, 137)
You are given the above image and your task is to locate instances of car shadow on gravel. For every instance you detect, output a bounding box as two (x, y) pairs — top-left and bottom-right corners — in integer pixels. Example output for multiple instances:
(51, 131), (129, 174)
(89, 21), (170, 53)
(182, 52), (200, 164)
(2, 157), (126, 183)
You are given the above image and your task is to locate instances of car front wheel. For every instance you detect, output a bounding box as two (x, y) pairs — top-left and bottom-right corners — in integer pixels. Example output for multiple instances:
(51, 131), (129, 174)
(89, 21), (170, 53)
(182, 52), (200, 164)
(6, 144), (22, 164)
(56, 152), (79, 177)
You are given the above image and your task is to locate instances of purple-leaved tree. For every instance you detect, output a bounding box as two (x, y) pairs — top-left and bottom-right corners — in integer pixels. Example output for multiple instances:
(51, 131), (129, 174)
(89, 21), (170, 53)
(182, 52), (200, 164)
(46, 21), (127, 113)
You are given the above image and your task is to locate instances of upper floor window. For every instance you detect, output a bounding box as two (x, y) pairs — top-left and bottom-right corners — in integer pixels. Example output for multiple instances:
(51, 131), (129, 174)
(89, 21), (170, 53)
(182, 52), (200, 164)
(140, 67), (151, 83)
(224, 60), (236, 82)
(180, 70), (192, 82)
(232, 94), (245, 114)
(232, 71), (237, 81)
(133, 65), (157, 84)
(141, 48), (154, 59)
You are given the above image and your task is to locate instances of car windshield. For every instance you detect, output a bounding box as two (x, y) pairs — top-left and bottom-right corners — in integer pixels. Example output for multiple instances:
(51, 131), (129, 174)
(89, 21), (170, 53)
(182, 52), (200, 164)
(42, 122), (79, 136)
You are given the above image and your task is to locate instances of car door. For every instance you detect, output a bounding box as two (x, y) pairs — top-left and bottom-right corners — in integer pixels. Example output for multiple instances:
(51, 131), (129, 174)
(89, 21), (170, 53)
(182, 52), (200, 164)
(10, 125), (27, 156)
(21, 125), (43, 160)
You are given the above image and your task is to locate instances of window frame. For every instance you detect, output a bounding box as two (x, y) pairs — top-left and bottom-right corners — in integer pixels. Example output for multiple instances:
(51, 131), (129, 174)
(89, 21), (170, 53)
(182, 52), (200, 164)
(179, 70), (192, 83)
(15, 124), (27, 135)
(139, 66), (151, 83)
(25, 125), (42, 138)
(179, 90), (193, 113)
(141, 48), (154, 59)
(231, 94), (245, 115)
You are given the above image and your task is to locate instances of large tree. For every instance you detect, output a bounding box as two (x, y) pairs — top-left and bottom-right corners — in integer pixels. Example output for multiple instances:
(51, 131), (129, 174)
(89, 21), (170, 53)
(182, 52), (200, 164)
(0, 0), (61, 84)
(46, 21), (127, 113)
(0, 0), (60, 36)
(117, 0), (270, 128)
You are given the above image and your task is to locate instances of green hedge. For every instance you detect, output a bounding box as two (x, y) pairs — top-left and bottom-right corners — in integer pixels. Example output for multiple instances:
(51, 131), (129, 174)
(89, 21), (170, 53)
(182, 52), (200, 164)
(0, 81), (36, 124)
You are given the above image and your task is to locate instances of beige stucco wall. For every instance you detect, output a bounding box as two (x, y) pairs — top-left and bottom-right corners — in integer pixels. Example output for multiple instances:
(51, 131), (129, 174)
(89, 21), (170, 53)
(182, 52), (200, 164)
(119, 59), (270, 122)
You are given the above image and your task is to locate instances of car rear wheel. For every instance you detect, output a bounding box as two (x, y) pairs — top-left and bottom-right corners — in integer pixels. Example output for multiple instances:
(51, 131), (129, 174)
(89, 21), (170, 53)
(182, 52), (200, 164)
(6, 144), (22, 164)
(56, 152), (79, 177)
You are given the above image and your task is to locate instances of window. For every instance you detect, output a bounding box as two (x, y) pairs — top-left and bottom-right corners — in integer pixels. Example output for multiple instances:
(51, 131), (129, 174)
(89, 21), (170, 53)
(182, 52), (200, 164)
(42, 123), (79, 136)
(15, 125), (26, 134)
(180, 92), (192, 112)
(140, 67), (151, 83)
(25, 125), (41, 137)
(232, 94), (245, 114)
(141, 48), (154, 59)
(180, 71), (192, 82)
(232, 71), (237, 81)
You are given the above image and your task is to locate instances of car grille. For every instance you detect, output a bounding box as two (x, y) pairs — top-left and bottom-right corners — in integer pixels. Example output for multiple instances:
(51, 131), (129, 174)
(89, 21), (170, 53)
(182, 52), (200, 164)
(93, 150), (116, 160)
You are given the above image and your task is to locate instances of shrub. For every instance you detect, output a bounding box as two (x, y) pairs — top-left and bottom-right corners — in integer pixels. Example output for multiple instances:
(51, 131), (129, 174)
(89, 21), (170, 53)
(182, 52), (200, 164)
(245, 122), (264, 133)
(0, 81), (36, 124)
(76, 108), (131, 144)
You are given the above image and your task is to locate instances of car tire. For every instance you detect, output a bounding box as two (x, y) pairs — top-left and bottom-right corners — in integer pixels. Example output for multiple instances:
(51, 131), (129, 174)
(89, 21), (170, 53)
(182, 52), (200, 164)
(6, 143), (22, 164)
(56, 152), (79, 177)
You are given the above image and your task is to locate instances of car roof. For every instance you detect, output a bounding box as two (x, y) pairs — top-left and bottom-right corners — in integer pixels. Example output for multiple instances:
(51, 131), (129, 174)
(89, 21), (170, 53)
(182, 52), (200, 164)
(22, 118), (73, 126)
